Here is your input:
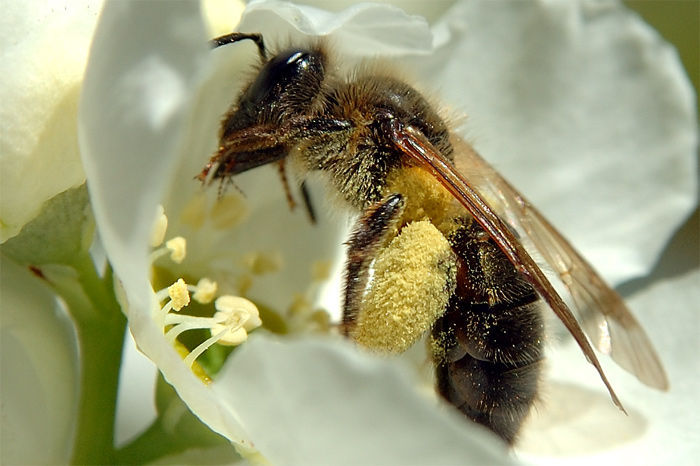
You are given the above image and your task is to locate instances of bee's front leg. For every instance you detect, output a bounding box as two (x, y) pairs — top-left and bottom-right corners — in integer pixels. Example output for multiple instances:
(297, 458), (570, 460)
(342, 194), (458, 354)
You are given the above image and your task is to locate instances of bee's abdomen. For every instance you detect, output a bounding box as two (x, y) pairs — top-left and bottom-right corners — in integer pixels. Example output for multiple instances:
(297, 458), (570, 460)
(432, 220), (545, 444)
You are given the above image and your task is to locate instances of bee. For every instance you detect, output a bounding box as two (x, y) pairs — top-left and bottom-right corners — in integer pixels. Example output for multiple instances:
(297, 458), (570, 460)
(198, 32), (669, 444)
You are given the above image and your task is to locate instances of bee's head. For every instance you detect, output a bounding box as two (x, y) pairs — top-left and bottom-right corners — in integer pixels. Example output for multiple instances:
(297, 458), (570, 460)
(197, 44), (331, 185)
(221, 46), (327, 136)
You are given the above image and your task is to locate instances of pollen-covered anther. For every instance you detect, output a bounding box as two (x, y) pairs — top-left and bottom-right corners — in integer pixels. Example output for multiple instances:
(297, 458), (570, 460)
(192, 278), (218, 304)
(312, 260), (332, 281)
(168, 278), (190, 311)
(166, 236), (187, 263)
(149, 235), (187, 265)
(210, 193), (250, 230)
(158, 286), (262, 369)
(154, 278), (192, 327)
(180, 191), (207, 229)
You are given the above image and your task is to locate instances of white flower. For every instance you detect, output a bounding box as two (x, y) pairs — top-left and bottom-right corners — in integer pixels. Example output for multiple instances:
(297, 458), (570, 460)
(0, 255), (80, 465)
(9, 0), (695, 464)
(75, 0), (697, 464)
(0, 0), (101, 242)
(1, 2), (98, 464)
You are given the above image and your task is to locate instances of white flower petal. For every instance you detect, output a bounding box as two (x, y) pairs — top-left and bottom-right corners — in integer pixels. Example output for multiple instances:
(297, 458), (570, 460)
(240, 0), (434, 57)
(407, 1), (697, 284)
(215, 334), (514, 465)
(0, 255), (80, 464)
(79, 0), (257, 448)
(80, 0), (210, 297)
(0, 0), (101, 242)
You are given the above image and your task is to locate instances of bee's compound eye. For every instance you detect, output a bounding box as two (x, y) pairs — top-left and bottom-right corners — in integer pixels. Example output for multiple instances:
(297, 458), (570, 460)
(244, 48), (324, 108)
(222, 48), (326, 134)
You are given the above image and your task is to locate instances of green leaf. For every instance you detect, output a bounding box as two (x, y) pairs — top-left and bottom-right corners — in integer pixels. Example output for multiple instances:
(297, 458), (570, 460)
(1, 184), (93, 266)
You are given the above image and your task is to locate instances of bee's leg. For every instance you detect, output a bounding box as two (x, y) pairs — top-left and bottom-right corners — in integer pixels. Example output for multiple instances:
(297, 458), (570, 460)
(350, 218), (457, 353)
(341, 194), (405, 335)
(275, 160), (297, 212)
(299, 180), (316, 224)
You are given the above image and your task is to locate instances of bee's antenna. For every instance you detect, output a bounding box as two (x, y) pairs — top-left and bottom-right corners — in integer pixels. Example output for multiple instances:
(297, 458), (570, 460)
(210, 32), (267, 60)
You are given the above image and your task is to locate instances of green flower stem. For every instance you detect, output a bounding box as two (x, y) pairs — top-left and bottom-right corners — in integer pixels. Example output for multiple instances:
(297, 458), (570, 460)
(71, 317), (126, 465)
(48, 252), (127, 465)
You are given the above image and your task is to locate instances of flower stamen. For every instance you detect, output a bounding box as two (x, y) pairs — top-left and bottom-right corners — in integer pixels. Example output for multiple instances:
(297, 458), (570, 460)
(165, 237), (187, 263)
(192, 278), (217, 304)
(149, 235), (187, 264)
(168, 278), (190, 311)
(156, 278), (261, 369)
(148, 205), (261, 374)
(150, 205), (169, 247)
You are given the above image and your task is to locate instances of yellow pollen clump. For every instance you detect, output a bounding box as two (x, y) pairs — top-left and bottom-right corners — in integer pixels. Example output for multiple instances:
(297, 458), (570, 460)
(384, 167), (456, 228)
(168, 278), (190, 311)
(352, 220), (456, 354)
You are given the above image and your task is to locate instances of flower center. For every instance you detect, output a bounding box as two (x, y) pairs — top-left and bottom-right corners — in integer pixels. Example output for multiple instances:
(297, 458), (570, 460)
(149, 206), (262, 377)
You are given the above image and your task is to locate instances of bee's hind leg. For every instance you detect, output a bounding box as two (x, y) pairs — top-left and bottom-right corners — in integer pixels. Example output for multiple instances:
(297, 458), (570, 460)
(341, 194), (405, 335)
(342, 193), (458, 355)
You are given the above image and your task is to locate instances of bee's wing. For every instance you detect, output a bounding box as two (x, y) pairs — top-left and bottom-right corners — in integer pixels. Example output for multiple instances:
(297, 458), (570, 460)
(451, 138), (668, 391)
(391, 126), (668, 411)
